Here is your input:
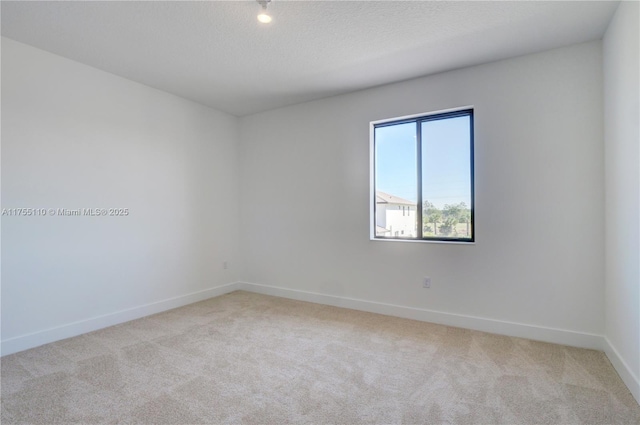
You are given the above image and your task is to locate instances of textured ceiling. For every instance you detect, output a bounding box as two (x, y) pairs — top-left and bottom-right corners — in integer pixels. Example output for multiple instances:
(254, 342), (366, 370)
(1, 1), (618, 116)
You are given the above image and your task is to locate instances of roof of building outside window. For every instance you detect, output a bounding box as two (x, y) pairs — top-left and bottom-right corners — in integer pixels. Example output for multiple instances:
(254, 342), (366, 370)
(375, 191), (414, 206)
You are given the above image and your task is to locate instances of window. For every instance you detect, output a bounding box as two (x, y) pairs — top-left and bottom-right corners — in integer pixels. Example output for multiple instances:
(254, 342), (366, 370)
(371, 108), (474, 242)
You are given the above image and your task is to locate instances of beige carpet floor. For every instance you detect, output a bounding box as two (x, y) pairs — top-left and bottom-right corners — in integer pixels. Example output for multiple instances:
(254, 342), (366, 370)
(1, 290), (639, 424)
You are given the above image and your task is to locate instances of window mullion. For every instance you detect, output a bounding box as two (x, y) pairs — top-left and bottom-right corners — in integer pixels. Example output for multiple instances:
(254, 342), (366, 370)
(416, 121), (423, 239)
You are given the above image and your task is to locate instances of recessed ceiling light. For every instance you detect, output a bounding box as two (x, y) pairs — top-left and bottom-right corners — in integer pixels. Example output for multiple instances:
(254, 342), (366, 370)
(257, 0), (272, 24)
(257, 12), (271, 24)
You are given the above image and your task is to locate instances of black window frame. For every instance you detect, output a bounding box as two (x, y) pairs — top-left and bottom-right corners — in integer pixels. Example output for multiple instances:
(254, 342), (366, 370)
(372, 108), (475, 243)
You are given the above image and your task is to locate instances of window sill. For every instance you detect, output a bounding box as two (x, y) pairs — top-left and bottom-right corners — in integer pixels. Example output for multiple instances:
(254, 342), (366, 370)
(370, 237), (475, 245)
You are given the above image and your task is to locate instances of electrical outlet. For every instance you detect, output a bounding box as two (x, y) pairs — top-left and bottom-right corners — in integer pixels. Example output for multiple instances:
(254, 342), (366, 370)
(223, 261), (229, 270)
(423, 277), (431, 288)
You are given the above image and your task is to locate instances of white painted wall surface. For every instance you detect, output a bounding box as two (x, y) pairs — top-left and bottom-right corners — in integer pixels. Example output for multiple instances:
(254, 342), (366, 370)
(603, 1), (640, 400)
(239, 42), (604, 336)
(1, 38), (240, 351)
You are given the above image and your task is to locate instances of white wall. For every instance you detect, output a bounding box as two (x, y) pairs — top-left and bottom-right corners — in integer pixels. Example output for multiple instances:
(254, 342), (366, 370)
(239, 41), (605, 344)
(603, 1), (640, 402)
(1, 38), (241, 354)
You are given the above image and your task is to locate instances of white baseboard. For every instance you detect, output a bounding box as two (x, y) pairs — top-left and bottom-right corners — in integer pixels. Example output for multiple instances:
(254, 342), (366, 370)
(0, 282), (241, 356)
(238, 282), (604, 350)
(604, 337), (640, 404)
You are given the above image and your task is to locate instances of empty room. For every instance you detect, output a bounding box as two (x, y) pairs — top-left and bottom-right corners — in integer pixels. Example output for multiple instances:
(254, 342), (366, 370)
(1, 1), (639, 424)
